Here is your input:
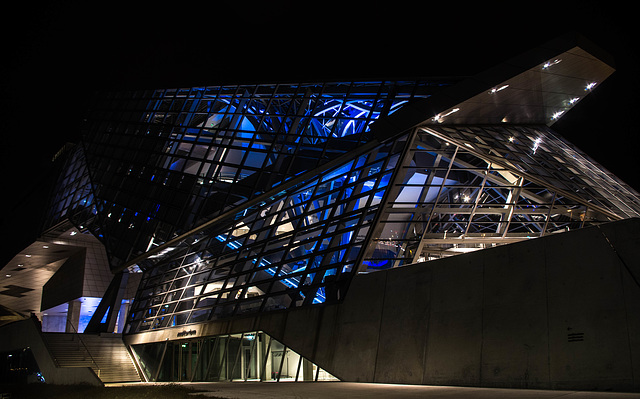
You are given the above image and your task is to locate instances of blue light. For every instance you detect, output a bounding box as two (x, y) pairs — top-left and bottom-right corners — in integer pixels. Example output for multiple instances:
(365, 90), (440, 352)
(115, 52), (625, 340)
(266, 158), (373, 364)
(101, 307), (110, 324)
(363, 259), (390, 269)
(321, 162), (353, 183)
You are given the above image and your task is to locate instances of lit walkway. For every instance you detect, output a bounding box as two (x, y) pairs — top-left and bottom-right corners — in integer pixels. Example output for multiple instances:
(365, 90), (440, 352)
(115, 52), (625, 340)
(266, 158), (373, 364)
(105, 382), (640, 398)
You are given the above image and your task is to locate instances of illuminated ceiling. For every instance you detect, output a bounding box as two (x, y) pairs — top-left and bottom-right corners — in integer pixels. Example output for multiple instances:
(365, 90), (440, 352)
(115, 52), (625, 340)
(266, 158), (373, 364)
(0, 240), (83, 315)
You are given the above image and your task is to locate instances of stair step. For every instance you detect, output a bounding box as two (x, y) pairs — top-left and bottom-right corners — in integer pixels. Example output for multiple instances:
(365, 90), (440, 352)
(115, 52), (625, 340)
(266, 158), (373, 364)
(42, 333), (141, 383)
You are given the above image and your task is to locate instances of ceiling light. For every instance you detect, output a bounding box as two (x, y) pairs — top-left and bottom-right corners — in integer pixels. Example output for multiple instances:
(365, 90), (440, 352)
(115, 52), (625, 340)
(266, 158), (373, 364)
(488, 85), (509, 94)
(533, 138), (542, 154)
(432, 108), (460, 123)
(542, 59), (562, 69)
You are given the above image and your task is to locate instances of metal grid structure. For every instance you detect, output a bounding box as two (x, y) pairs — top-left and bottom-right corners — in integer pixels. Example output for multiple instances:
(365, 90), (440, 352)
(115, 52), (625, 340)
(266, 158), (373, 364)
(43, 80), (445, 270)
(127, 138), (405, 332)
(364, 124), (640, 268)
(43, 145), (97, 234)
(36, 42), (640, 336)
(126, 117), (640, 333)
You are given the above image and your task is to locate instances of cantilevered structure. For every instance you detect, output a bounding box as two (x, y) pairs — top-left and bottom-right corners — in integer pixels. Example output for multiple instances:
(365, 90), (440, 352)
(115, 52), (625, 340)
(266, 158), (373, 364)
(1, 33), (639, 391)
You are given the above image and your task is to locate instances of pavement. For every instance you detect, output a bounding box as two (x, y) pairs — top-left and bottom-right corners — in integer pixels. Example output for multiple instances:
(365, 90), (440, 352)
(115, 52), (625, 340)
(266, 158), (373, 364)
(105, 381), (640, 399)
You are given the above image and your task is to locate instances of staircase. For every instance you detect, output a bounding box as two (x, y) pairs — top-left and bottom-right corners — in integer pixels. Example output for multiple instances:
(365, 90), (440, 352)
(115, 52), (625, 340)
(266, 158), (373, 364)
(42, 332), (141, 383)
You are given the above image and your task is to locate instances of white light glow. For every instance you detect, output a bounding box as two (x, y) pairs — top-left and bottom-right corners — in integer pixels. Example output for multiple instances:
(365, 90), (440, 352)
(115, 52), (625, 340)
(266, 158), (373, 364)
(542, 59), (562, 69)
(532, 138), (542, 154)
(489, 85), (509, 94)
(432, 108), (460, 123)
(551, 110), (565, 120)
(585, 82), (597, 91)
(569, 97), (580, 104)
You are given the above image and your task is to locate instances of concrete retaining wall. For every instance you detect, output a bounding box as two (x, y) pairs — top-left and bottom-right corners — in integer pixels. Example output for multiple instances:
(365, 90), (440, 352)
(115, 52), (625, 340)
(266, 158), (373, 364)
(261, 218), (640, 391)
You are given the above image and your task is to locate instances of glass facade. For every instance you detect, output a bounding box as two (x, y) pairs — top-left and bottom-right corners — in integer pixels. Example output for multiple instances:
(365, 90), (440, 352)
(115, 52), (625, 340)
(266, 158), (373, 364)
(127, 138), (406, 332)
(367, 124), (640, 266)
(37, 46), (640, 347)
(125, 121), (640, 334)
(43, 80), (447, 270)
(131, 331), (337, 382)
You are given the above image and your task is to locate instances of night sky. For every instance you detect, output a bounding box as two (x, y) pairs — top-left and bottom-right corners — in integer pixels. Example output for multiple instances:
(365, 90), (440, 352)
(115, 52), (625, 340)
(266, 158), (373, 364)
(1, 2), (638, 263)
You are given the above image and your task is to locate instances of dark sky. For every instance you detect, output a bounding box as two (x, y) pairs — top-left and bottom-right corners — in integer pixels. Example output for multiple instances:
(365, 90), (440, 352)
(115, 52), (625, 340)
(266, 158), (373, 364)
(1, 2), (638, 260)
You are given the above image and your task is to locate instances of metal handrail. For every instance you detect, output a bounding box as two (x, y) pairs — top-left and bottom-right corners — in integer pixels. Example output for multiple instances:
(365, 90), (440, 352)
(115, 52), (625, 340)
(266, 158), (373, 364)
(64, 319), (101, 377)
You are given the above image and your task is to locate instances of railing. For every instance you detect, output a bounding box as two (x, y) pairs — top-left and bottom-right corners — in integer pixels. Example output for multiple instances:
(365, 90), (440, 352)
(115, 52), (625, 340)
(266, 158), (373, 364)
(61, 319), (101, 378)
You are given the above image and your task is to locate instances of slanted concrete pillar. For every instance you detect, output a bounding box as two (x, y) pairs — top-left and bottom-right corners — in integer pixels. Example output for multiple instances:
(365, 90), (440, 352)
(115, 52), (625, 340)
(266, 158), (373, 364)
(116, 300), (131, 333)
(66, 299), (81, 332)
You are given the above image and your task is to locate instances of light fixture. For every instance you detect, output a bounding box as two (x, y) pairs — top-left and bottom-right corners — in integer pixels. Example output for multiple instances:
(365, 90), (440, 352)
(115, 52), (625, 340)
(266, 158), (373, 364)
(488, 85), (509, 94)
(532, 138), (542, 154)
(542, 59), (562, 69)
(25, 254), (31, 258)
(585, 82), (597, 91)
(432, 108), (460, 123)
(43, 245), (49, 249)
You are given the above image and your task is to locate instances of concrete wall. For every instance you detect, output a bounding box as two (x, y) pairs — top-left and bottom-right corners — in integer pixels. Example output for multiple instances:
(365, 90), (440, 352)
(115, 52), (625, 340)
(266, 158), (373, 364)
(0, 318), (103, 386)
(124, 218), (640, 392)
(265, 218), (640, 391)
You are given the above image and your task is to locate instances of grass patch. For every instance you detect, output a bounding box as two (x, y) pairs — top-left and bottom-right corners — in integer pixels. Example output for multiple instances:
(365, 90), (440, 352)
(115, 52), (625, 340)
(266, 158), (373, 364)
(0, 383), (220, 399)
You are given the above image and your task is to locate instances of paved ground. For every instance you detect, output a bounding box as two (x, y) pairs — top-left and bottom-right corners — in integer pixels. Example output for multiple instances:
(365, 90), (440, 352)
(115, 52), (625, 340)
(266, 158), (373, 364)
(106, 382), (640, 399)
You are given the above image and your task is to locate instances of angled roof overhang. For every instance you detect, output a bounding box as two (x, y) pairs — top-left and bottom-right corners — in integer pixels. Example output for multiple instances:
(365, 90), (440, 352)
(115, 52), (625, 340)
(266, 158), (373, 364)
(0, 239), (85, 315)
(372, 32), (616, 140)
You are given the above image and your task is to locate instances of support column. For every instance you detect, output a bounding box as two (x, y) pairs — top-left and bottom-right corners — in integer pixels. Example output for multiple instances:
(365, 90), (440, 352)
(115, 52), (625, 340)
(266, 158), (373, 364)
(66, 299), (81, 333)
(116, 300), (131, 333)
(302, 358), (314, 381)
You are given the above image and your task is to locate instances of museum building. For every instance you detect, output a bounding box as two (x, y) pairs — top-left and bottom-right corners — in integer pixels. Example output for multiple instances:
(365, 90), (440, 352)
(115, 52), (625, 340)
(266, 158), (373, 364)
(1, 33), (639, 391)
